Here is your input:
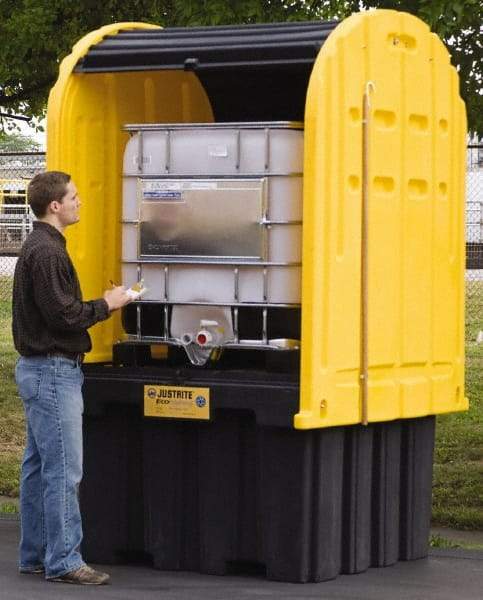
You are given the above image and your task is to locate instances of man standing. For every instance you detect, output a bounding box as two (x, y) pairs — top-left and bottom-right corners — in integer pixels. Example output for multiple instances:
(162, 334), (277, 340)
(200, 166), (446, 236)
(12, 171), (131, 585)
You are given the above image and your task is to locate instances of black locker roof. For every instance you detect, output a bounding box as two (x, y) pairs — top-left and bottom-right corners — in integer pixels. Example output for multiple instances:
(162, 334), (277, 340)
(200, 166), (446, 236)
(74, 20), (339, 121)
(75, 21), (337, 73)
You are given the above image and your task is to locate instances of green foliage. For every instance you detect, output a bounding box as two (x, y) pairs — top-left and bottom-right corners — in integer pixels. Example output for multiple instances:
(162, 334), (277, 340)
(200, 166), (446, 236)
(0, 132), (41, 151)
(429, 533), (460, 548)
(0, 457), (20, 497)
(432, 337), (483, 531)
(466, 281), (483, 341)
(358, 1), (482, 137)
(0, 290), (24, 498)
(0, 1), (480, 134)
(0, 500), (19, 514)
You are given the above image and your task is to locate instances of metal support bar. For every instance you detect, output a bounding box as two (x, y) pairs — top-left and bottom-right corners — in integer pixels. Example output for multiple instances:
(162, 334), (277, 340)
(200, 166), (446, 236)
(259, 219), (302, 225)
(165, 130), (171, 173)
(137, 131), (143, 174)
(233, 267), (239, 302)
(136, 304), (142, 340)
(122, 258), (301, 267)
(125, 334), (300, 352)
(163, 265), (169, 302)
(132, 299), (300, 308)
(262, 307), (268, 344)
(235, 129), (241, 170)
(123, 218), (302, 226)
(264, 128), (270, 171)
(163, 305), (169, 340)
(233, 307), (239, 343)
(124, 171), (302, 178)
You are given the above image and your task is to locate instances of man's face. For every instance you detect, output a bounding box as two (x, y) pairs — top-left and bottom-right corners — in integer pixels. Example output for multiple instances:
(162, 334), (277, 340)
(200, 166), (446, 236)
(54, 181), (81, 226)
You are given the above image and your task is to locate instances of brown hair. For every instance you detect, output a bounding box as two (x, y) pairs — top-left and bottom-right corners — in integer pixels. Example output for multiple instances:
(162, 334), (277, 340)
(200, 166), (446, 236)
(27, 171), (71, 218)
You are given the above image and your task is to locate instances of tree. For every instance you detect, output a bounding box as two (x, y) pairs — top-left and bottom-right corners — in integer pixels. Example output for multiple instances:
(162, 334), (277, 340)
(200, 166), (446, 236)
(0, 132), (41, 152)
(0, 1), (480, 134)
(357, 1), (482, 137)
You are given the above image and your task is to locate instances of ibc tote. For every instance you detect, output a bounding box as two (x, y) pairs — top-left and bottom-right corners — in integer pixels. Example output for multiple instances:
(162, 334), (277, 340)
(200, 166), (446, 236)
(47, 10), (467, 582)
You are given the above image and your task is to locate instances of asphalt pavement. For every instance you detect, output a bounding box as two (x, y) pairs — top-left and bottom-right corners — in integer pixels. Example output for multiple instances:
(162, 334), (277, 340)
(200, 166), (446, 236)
(1, 517), (482, 600)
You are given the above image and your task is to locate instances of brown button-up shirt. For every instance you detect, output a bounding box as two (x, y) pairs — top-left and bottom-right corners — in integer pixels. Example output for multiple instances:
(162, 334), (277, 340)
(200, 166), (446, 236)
(12, 221), (109, 356)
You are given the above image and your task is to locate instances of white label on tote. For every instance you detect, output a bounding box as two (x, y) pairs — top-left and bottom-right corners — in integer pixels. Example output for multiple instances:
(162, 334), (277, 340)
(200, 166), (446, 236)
(208, 144), (228, 157)
(133, 154), (152, 165)
(188, 182), (217, 190)
(142, 180), (182, 200)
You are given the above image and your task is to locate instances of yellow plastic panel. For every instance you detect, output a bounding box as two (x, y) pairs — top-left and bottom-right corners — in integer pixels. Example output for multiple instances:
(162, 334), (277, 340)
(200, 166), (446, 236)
(296, 10), (467, 429)
(47, 23), (214, 362)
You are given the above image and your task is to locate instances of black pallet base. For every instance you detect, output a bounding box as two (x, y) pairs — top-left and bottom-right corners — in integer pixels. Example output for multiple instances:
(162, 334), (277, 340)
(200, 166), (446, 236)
(80, 369), (435, 583)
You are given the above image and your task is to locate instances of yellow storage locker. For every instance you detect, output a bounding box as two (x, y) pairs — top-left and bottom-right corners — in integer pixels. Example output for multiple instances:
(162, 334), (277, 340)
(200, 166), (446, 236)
(46, 10), (467, 583)
(48, 10), (466, 429)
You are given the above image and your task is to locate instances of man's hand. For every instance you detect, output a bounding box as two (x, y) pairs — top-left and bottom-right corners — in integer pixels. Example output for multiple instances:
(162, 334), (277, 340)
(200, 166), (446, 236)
(103, 286), (132, 311)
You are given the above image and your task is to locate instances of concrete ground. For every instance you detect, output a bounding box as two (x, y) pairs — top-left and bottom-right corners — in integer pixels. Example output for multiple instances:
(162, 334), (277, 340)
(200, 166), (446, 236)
(1, 517), (482, 600)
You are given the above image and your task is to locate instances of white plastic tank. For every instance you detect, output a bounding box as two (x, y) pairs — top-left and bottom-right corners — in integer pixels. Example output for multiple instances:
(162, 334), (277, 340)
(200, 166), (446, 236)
(121, 122), (303, 360)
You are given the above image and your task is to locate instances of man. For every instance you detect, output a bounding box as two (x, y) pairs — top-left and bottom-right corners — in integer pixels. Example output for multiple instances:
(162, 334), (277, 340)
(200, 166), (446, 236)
(12, 171), (131, 585)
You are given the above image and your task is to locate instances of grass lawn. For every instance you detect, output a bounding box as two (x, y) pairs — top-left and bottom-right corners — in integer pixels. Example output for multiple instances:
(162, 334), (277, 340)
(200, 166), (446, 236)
(432, 282), (483, 530)
(0, 292), (24, 498)
(0, 278), (481, 532)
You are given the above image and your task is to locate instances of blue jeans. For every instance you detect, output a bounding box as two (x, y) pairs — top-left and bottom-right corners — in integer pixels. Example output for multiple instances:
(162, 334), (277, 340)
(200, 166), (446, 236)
(15, 355), (86, 578)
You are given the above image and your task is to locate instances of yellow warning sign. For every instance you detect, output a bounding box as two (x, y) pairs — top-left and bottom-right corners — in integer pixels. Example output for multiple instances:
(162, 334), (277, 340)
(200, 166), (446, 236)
(144, 385), (210, 420)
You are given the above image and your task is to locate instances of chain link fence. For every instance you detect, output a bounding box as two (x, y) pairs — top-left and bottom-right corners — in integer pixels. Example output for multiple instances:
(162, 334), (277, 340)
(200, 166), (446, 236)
(0, 149), (481, 340)
(466, 145), (483, 342)
(0, 200), (33, 253)
(0, 153), (45, 316)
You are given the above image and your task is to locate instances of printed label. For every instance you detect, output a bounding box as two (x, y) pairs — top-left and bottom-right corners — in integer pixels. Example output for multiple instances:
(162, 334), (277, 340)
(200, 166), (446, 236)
(143, 190), (182, 200)
(144, 385), (210, 420)
(142, 180), (183, 201)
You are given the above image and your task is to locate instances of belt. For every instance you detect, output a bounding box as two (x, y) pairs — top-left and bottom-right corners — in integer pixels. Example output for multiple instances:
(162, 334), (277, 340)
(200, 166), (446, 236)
(47, 351), (85, 364)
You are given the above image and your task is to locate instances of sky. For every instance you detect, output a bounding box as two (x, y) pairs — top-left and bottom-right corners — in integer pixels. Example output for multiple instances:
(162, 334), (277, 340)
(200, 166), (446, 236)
(17, 118), (46, 149)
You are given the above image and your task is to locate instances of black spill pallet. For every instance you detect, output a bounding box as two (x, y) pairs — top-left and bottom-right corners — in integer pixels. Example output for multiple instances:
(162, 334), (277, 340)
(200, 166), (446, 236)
(80, 365), (435, 583)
